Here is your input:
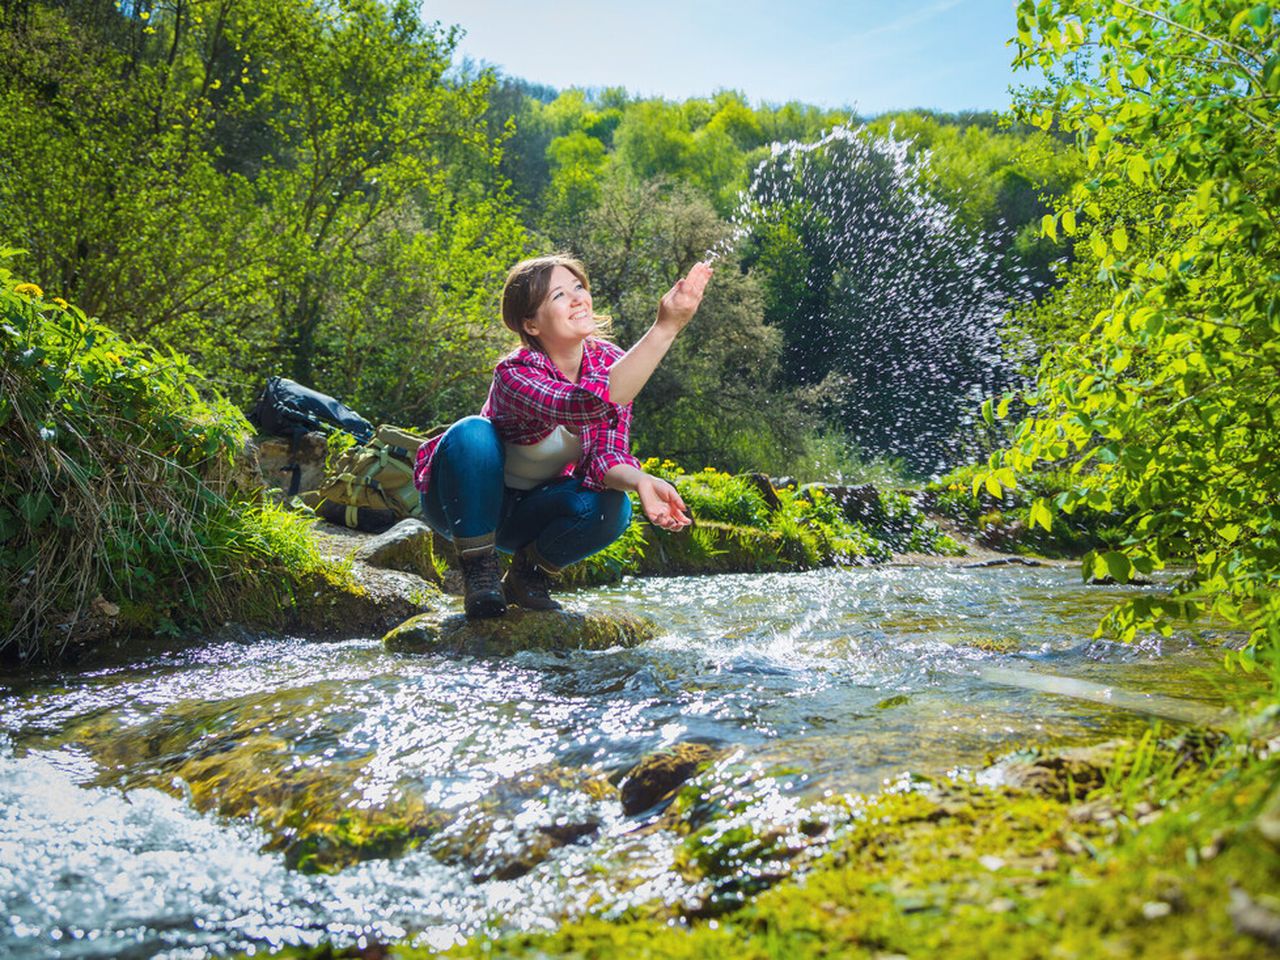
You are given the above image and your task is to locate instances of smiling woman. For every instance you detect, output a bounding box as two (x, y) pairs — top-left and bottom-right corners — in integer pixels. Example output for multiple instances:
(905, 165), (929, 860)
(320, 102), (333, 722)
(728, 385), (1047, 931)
(413, 253), (714, 618)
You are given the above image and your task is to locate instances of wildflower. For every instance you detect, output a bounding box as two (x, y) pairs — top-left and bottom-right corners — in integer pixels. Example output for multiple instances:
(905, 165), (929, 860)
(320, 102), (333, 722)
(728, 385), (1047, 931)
(52, 297), (69, 309)
(13, 282), (43, 298)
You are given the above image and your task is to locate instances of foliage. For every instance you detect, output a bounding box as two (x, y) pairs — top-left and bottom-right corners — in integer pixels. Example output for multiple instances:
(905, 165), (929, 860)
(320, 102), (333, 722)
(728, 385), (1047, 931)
(0, 263), (335, 659)
(0, 0), (530, 425)
(978, 0), (1280, 654)
(554, 171), (811, 473)
(930, 463), (1128, 557)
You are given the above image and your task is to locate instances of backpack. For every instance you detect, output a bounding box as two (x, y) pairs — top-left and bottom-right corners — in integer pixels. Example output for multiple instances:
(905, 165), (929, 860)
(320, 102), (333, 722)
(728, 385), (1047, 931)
(247, 377), (375, 495)
(301, 424), (437, 533)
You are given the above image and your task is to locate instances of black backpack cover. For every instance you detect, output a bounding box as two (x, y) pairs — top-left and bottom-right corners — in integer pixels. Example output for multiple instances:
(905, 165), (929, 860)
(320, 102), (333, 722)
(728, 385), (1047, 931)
(248, 377), (374, 444)
(247, 377), (375, 495)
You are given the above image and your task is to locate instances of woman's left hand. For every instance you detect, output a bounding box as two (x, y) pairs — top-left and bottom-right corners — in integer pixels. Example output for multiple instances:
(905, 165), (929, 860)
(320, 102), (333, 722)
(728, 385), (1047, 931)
(636, 474), (691, 531)
(656, 262), (713, 333)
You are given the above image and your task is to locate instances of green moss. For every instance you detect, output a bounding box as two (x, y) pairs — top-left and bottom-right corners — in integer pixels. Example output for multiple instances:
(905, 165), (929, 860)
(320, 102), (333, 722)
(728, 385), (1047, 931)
(427, 734), (1280, 960)
(383, 608), (659, 656)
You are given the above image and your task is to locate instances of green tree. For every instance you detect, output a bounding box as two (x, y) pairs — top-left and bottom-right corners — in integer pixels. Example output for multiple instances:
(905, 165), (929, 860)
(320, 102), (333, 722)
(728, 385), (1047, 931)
(0, 0), (530, 423)
(986, 0), (1280, 653)
(550, 171), (804, 472)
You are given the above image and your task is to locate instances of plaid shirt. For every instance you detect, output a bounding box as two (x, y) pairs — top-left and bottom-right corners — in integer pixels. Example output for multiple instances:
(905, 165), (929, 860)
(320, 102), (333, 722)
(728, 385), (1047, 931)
(414, 338), (642, 495)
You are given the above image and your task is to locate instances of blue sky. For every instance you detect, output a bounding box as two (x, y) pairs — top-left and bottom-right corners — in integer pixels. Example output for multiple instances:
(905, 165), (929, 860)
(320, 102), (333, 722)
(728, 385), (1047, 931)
(423, 0), (1026, 113)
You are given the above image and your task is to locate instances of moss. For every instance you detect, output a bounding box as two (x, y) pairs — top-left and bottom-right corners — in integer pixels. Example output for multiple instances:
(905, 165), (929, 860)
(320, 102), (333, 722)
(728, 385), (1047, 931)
(426, 734), (1280, 959)
(383, 608), (659, 656)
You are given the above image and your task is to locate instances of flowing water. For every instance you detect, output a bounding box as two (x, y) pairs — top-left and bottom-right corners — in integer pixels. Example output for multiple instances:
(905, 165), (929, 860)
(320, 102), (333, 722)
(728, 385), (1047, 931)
(0, 565), (1252, 958)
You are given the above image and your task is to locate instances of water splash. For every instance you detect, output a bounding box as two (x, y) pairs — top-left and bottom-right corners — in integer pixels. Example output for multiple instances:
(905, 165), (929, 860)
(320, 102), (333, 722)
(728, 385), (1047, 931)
(710, 124), (1035, 475)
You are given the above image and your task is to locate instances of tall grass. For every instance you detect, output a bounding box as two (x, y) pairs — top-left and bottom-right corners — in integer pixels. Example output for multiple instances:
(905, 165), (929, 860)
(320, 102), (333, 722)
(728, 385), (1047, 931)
(0, 259), (327, 661)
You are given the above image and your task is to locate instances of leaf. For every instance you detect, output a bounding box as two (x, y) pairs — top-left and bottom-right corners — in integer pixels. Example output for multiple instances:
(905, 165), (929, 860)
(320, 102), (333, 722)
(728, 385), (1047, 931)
(982, 397), (995, 426)
(1111, 226), (1129, 252)
(1030, 499), (1053, 531)
(1247, 4), (1271, 29)
(17, 491), (54, 528)
(1062, 209), (1077, 235)
(1041, 214), (1058, 241)
(1091, 233), (1108, 258)
(1103, 551), (1133, 582)
(984, 474), (1003, 498)
(1126, 154), (1148, 185)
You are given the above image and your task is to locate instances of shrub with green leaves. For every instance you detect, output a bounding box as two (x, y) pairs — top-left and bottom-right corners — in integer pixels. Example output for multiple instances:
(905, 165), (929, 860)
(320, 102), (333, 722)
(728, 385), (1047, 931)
(929, 464), (1127, 558)
(0, 258), (332, 660)
(979, 1), (1280, 657)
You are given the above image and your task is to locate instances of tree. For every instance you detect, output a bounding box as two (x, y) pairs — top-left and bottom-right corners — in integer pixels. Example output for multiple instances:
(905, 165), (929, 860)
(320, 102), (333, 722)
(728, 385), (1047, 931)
(0, 0), (530, 422)
(987, 0), (1280, 653)
(550, 171), (804, 472)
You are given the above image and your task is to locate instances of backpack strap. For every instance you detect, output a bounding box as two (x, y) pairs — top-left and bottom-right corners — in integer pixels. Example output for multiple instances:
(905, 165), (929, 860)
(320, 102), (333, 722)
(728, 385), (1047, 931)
(282, 424), (307, 497)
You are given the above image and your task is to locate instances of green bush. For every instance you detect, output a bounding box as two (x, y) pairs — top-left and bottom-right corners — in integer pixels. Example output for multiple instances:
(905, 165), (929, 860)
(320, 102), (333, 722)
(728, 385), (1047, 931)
(0, 260), (335, 660)
(929, 464), (1126, 558)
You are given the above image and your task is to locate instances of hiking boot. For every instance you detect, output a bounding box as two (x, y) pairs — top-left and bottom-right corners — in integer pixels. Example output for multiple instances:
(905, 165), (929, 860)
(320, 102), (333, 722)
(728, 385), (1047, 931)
(458, 547), (507, 619)
(503, 548), (562, 611)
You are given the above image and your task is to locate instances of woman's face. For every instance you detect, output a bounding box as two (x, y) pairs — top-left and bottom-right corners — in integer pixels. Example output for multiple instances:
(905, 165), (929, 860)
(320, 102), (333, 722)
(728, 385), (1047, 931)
(523, 265), (594, 349)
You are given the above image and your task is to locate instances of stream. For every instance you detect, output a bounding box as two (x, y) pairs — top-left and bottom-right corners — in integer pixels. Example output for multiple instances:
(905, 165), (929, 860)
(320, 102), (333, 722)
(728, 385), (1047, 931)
(0, 564), (1252, 958)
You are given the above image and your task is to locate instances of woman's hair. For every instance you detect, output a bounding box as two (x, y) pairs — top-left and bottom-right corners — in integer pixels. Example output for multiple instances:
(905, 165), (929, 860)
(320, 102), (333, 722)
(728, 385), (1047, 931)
(501, 254), (607, 350)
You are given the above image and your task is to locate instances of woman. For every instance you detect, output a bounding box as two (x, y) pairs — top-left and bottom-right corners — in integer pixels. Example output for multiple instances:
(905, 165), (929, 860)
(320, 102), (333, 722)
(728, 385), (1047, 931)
(413, 254), (713, 618)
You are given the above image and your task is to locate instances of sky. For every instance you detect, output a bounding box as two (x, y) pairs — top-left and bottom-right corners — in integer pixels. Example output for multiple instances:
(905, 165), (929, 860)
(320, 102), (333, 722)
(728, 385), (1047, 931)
(422, 0), (1027, 114)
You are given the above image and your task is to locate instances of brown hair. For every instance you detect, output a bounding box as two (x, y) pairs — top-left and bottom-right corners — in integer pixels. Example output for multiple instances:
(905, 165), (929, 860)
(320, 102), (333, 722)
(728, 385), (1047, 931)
(501, 254), (604, 350)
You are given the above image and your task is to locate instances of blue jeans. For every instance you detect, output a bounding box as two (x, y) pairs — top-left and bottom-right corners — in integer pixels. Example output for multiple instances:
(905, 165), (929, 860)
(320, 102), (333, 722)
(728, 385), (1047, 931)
(420, 416), (632, 570)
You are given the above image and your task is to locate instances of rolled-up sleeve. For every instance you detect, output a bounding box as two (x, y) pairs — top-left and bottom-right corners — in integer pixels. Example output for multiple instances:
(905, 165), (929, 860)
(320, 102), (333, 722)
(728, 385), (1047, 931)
(490, 357), (618, 427)
(582, 403), (643, 490)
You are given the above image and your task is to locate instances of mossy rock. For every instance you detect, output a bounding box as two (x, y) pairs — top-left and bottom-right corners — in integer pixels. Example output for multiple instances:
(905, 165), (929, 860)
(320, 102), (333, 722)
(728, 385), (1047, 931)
(383, 608), (658, 656)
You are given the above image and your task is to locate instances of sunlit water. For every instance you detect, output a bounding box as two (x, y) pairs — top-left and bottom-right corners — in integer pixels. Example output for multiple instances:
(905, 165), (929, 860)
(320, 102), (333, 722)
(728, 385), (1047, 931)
(0, 565), (1251, 958)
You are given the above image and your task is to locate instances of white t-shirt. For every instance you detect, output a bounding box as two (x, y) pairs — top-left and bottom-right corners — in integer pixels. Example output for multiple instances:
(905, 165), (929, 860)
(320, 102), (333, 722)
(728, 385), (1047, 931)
(503, 426), (583, 490)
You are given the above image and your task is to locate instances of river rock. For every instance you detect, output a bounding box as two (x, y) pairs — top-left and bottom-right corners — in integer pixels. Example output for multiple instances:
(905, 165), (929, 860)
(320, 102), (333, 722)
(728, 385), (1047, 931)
(383, 608), (658, 656)
(738, 472), (782, 512)
(353, 519), (441, 583)
(1000, 741), (1123, 801)
(619, 742), (723, 815)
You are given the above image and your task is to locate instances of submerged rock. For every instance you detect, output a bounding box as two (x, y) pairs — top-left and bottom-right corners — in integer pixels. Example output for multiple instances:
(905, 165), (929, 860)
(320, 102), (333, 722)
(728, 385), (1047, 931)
(620, 743), (724, 816)
(383, 608), (658, 656)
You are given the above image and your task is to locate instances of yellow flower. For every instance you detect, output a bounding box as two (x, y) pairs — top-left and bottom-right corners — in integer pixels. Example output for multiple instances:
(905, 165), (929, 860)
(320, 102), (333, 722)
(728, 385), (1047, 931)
(13, 282), (43, 298)
(52, 297), (69, 309)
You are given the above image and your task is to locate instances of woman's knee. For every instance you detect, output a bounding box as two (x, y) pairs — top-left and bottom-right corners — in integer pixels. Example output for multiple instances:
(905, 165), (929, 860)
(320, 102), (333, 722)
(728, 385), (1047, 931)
(441, 415), (500, 455)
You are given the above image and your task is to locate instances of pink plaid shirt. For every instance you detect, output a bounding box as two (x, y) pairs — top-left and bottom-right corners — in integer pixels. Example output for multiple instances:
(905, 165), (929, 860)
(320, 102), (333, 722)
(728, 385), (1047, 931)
(414, 338), (642, 496)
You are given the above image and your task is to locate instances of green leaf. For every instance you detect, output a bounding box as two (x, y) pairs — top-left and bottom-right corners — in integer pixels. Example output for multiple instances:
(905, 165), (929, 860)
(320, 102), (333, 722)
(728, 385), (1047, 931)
(981, 397), (995, 426)
(1090, 232), (1108, 258)
(1247, 4), (1271, 29)
(1062, 209), (1077, 235)
(1029, 499), (1053, 531)
(1111, 225), (1129, 252)
(1041, 214), (1058, 241)
(1103, 551), (1132, 582)
(984, 474), (1003, 498)
(1126, 154), (1147, 185)
(17, 491), (54, 528)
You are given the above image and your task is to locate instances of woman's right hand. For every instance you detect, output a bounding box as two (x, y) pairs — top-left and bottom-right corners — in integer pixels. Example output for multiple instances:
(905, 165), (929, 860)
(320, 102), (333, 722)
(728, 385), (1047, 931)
(636, 474), (691, 531)
(656, 261), (713, 333)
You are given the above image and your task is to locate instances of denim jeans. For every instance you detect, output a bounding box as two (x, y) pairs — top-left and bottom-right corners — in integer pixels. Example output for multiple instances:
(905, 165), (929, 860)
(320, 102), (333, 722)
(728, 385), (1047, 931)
(419, 416), (632, 570)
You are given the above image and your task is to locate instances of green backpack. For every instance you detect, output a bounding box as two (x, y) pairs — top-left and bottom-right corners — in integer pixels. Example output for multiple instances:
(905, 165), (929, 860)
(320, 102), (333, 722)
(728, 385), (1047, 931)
(302, 424), (439, 532)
